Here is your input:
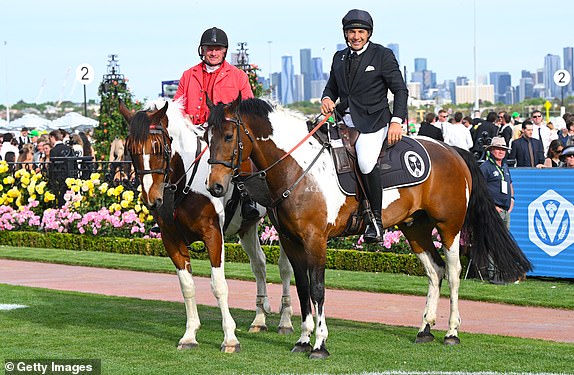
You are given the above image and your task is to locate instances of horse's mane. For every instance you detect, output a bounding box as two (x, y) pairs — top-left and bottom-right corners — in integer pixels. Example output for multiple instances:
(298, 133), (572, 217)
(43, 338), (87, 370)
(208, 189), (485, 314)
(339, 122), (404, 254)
(208, 98), (274, 134)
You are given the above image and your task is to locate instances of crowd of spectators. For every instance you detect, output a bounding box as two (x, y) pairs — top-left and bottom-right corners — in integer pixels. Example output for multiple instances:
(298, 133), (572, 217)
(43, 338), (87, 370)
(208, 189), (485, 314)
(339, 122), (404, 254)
(411, 109), (574, 168)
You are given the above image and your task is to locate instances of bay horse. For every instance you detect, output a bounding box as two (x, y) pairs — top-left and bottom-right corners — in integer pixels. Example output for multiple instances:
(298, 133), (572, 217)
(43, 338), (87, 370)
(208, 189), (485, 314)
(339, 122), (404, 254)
(205, 96), (532, 359)
(119, 99), (294, 353)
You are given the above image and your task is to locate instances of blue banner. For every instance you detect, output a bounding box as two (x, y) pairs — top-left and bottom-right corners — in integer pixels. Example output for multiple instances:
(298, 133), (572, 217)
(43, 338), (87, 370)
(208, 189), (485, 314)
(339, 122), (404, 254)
(510, 168), (574, 278)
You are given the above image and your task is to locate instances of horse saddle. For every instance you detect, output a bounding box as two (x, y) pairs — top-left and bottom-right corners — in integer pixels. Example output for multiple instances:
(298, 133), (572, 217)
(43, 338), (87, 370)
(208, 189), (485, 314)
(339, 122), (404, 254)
(313, 122), (431, 196)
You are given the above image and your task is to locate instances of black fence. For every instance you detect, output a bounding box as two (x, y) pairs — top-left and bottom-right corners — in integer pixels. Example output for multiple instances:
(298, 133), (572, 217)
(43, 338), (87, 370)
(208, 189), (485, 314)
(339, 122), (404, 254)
(8, 158), (138, 207)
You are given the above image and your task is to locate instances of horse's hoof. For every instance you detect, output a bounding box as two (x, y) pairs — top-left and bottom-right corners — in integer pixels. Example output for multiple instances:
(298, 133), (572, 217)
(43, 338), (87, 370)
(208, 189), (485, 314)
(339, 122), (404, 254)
(278, 326), (294, 335)
(309, 347), (330, 360)
(221, 343), (241, 353)
(415, 331), (435, 344)
(177, 342), (198, 350)
(444, 335), (460, 345)
(249, 324), (268, 333)
(291, 342), (312, 353)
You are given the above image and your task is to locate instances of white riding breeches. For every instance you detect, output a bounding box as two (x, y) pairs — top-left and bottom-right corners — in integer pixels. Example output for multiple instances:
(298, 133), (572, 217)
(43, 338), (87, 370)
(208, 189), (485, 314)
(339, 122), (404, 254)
(342, 113), (388, 173)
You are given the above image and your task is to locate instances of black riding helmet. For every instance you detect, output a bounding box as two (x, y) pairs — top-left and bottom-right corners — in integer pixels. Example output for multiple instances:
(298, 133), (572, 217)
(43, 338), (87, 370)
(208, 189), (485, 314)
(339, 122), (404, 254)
(198, 27), (229, 64)
(342, 9), (373, 40)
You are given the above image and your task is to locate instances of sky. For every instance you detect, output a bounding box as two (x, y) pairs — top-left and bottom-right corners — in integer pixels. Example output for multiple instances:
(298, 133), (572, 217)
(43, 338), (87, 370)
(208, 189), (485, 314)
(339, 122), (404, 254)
(1, 0), (572, 106)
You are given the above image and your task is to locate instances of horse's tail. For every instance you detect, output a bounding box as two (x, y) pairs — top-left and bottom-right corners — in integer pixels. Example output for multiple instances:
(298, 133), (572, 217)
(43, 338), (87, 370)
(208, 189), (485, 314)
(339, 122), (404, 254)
(453, 146), (532, 282)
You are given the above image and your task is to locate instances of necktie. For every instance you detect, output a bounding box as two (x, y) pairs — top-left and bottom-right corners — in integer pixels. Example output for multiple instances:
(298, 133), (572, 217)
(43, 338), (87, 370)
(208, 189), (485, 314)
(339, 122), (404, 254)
(347, 52), (359, 86)
(527, 138), (535, 167)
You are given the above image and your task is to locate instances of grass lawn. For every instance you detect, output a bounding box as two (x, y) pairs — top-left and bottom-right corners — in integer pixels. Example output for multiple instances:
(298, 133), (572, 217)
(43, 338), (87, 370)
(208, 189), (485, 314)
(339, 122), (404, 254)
(1, 246), (573, 310)
(1, 284), (573, 375)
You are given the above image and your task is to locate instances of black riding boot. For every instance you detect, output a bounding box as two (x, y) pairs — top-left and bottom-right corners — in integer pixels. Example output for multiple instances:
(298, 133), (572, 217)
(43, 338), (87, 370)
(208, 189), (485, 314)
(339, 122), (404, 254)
(362, 165), (384, 243)
(241, 192), (260, 221)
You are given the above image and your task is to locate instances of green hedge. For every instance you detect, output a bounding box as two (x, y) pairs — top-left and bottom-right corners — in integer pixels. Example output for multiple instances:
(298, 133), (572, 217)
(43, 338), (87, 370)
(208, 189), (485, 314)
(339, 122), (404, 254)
(0, 231), (425, 276)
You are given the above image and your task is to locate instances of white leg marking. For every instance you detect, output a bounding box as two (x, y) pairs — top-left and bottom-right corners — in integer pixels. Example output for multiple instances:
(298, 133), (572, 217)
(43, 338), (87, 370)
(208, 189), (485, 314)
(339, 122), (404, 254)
(239, 225), (270, 330)
(278, 243), (294, 331)
(445, 232), (462, 338)
(298, 313), (315, 346)
(313, 302), (329, 351)
(176, 269), (200, 348)
(415, 251), (444, 332)
(211, 266), (239, 350)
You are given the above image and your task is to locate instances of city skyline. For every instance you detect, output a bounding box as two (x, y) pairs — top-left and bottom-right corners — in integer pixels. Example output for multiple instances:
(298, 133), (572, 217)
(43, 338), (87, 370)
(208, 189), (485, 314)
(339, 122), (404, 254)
(1, 0), (572, 105)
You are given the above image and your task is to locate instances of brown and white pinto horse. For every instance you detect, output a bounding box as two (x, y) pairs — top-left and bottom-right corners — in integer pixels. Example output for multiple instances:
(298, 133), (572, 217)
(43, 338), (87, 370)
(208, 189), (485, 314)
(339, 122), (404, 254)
(119, 99), (294, 352)
(205, 97), (532, 359)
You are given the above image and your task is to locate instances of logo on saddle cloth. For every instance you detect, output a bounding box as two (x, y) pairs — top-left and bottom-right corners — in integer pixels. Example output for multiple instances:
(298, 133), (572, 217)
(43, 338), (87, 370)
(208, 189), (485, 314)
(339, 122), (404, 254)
(528, 189), (574, 257)
(335, 136), (431, 195)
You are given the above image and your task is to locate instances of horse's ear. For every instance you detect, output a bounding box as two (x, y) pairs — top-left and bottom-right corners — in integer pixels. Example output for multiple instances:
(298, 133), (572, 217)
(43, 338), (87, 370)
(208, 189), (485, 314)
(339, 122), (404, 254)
(229, 92), (242, 112)
(206, 93), (214, 110)
(150, 101), (169, 125)
(119, 100), (133, 124)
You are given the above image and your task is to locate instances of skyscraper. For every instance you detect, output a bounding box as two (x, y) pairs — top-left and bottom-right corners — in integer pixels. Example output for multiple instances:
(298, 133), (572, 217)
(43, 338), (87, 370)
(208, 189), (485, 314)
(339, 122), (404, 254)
(281, 55), (295, 105)
(311, 57), (326, 99)
(387, 43), (399, 63)
(489, 72), (512, 104)
(300, 48), (312, 101)
(544, 54), (561, 98)
(564, 47), (574, 95)
(414, 58), (427, 72)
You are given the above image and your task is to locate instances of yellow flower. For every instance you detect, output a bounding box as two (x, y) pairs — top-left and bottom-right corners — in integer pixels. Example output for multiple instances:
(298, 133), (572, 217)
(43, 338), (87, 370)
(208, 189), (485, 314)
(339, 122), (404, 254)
(114, 185), (125, 196)
(0, 195), (5, 205)
(90, 172), (101, 181)
(120, 200), (129, 209)
(44, 191), (56, 202)
(14, 169), (23, 179)
(0, 185), (3, 192)
(21, 176), (31, 186)
(99, 183), (109, 194)
(16, 196), (22, 207)
(71, 184), (80, 193)
(74, 201), (81, 209)
(3, 176), (15, 185)
(7, 187), (20, 198)
(134, 204), (141, 213)
(0, 161), (9, 173)
(146, 214), (154, 222)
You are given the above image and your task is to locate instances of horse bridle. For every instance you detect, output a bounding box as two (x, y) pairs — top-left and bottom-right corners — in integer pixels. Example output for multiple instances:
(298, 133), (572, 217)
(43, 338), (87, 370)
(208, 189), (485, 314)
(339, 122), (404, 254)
(129, 123), (173, 184)
(207, 111), (254, 178)
(207, 108), (331, 207)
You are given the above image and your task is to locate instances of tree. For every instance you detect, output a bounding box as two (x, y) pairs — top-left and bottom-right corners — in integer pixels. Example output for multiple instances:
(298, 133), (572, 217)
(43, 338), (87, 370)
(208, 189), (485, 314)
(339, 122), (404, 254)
(93, 55), (141, 159)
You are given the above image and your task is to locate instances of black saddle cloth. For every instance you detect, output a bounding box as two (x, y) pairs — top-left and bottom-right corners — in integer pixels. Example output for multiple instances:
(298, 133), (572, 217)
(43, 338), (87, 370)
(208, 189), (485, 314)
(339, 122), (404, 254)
(336, 136), (431, 195)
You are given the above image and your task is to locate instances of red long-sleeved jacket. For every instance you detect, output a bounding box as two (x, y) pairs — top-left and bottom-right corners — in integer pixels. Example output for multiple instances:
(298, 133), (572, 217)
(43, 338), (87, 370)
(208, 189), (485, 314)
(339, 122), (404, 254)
(174, 60), (253, 125)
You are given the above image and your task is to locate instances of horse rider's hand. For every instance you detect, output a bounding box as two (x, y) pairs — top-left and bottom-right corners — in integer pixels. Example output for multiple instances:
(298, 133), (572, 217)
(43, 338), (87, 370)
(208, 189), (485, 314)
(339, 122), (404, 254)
(387, 122), (403, 146)
(321, 97), (335, 116)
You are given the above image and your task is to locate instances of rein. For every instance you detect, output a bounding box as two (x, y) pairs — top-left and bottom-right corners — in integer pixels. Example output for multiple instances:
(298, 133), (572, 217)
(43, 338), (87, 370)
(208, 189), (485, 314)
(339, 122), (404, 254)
(210, 110), (332, 208)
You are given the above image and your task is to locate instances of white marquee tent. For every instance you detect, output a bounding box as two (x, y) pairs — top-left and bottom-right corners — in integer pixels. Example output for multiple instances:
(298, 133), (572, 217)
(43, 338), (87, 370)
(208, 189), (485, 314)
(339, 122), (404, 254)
(50, 112), (98, 131)
(9, 114), (52, 131)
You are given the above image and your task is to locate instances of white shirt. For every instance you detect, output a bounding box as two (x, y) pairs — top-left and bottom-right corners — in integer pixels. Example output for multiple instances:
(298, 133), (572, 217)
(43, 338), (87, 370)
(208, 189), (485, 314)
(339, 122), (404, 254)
(0, 142), (20, 161)
(444, 123), (473, 150)
(532, 123), (552, 155)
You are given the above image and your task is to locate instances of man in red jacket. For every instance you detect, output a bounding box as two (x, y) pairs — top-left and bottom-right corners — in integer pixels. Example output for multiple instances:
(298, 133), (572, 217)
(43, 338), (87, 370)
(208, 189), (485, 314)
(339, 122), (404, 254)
(174, 27), (259, 220)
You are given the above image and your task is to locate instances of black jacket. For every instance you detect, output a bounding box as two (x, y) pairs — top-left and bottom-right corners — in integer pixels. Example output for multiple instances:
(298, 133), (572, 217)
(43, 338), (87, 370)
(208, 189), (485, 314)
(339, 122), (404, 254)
(509, 136), (545, 167)
(417, 122), (444, 141)
(322, 43), (408, 134)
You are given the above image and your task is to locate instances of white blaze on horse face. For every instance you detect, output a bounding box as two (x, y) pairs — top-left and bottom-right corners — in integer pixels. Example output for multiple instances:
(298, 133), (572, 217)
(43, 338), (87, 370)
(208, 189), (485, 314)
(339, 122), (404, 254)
(267, 109), (347, 224)
(142, 153), (153, 197)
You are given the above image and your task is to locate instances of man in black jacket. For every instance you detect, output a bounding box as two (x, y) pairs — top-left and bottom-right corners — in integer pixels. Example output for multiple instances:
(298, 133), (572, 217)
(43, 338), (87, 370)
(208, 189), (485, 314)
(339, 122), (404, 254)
(417, 112), (443, 141)
(320, 9), (408, 243)
(508, 120), (545, 168)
